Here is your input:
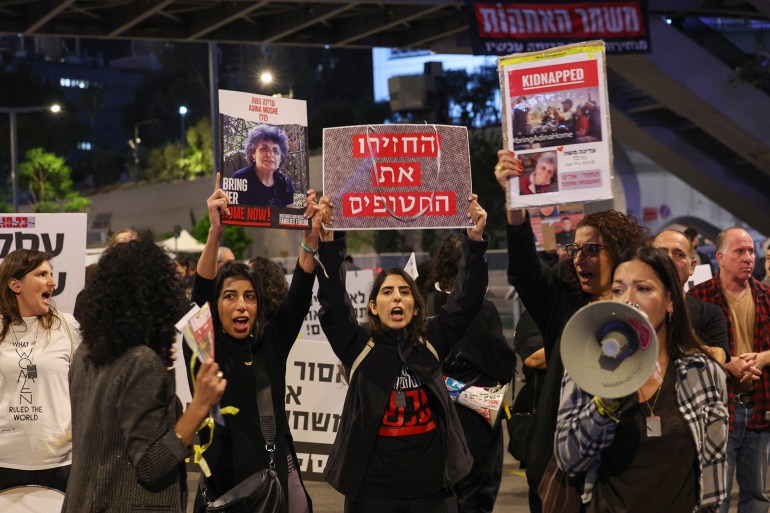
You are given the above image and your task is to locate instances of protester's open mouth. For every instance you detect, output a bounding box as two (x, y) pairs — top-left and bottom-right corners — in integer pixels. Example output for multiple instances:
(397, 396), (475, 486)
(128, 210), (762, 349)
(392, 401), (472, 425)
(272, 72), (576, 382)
(391, 306), (404, 321)
(577, 271), (593, 284)
(232, 316), (250, 332)
(42, 291), (52, 304)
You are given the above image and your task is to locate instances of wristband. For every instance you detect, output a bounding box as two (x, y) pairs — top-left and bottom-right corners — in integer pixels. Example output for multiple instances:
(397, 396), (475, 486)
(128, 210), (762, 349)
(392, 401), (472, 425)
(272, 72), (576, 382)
(300, 240), (329, 278)
(594, 396), (621, 423)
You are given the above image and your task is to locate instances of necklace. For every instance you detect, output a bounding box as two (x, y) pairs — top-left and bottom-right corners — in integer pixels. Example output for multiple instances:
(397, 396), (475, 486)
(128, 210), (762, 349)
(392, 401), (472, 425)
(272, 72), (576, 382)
(10, 320), (41, 380)
(638, 363), (666, 438)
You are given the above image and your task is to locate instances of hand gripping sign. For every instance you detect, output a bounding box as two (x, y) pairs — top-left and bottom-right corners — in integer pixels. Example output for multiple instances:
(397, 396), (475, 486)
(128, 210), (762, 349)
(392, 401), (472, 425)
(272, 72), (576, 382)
(322, 124), (474, 230)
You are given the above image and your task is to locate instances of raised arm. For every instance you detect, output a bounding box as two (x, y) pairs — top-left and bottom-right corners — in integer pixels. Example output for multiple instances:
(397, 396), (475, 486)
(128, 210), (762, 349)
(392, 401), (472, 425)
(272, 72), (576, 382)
(198, 173), (229, 280)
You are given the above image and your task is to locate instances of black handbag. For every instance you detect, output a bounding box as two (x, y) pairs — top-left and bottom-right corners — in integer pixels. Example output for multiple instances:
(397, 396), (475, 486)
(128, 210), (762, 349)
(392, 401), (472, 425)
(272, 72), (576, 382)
(506, 366), (537, 464)
(204, 353), (285, 513)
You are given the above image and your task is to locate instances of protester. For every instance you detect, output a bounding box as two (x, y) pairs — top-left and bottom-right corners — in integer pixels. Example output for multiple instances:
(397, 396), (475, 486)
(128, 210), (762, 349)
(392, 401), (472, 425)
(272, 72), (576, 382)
(247, 256), (289, 321)
(494, 148), (651, 512)
(186, 180), (323, 513)
(217, 246), (236, 270)
(0, 249), (81, 493)
(232, 124), (296, 207)
(689, 227), (770, 513)
(555, 246), (728, 512)
(63, 236), (225, 512)
(653, 230), (729, 363)
(316, 194), (488, 513)
(428, 234), (515, 513)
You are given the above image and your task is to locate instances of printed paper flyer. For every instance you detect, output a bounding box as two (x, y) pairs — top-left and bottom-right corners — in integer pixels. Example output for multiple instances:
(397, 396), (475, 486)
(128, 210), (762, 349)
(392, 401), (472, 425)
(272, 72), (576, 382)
(218, 89), (310, 230)
(498, 41), (614, 208)
(323, 124), (473, 230)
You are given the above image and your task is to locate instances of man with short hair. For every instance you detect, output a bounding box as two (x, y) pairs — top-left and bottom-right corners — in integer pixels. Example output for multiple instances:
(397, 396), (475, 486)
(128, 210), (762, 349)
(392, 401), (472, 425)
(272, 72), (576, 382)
(555, 217), (575, 247)
(689, 227), (770, 513)
(216, 246), (235, 270)
(654, 230), (728, 363)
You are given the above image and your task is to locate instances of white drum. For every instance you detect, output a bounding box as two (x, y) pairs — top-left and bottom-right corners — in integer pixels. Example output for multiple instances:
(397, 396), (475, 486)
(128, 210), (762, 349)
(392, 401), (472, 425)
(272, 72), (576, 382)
(0, 485), (65, 513)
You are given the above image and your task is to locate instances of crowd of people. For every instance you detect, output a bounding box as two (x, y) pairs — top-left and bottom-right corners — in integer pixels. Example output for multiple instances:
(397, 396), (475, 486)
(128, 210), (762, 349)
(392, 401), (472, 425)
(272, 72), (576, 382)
(0, 149), (767, 513)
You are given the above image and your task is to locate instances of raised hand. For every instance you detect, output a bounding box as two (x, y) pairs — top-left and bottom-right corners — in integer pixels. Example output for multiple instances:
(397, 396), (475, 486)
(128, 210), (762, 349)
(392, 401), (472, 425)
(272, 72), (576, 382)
(466, 193), (487, 241)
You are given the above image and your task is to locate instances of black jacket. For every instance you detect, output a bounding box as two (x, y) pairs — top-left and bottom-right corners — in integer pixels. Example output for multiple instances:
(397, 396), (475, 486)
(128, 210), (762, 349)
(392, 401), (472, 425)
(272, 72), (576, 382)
(506, 219), (589, 490)
(317, 232), (488, 498)
(185, 263), (315, 513)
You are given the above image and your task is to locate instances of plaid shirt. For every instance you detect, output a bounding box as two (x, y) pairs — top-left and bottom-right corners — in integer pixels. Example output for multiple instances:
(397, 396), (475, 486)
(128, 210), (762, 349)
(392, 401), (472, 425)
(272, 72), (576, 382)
(555, 354), (728, 511)
(689, 276), (770, 430)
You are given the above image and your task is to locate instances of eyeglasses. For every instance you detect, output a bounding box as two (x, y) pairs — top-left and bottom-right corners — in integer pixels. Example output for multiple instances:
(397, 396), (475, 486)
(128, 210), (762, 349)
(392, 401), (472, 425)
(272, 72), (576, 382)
(257, 145), (282, 156)
(565, 242), (606, 259)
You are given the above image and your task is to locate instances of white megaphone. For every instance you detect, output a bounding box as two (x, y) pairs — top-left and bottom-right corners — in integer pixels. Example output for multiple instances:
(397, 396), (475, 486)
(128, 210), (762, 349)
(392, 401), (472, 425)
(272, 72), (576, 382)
(561, 301), (658, 399)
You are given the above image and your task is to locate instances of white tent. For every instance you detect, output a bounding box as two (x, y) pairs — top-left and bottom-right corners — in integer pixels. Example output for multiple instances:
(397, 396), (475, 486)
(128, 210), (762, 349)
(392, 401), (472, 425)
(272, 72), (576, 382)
(159, 229), (206, 253)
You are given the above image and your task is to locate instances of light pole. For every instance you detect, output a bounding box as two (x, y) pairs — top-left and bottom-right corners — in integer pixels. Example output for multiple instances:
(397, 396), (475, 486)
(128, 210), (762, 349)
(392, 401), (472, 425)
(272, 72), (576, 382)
(0, 104), (61, 213)
(128, 118), (158, 180)
(178, 106), (188, 154)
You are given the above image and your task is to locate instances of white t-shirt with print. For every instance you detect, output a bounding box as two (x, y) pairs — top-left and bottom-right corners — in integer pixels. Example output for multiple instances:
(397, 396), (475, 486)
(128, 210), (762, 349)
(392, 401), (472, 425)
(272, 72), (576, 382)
(0, 313), (81, 470)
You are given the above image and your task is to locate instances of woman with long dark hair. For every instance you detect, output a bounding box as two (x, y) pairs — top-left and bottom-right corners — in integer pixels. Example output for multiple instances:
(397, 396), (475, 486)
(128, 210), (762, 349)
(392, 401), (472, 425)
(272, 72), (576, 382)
(0, 249), (80, 493)
(63, 236), (225, 512)
(187, 182), (324, 513)
(555, 246), (728, 512)
(315, 195), (489, 513)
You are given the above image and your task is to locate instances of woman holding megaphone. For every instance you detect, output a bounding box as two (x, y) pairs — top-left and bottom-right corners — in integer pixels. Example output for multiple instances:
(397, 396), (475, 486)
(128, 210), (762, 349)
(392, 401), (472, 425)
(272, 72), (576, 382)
(555, 246), (728, 512)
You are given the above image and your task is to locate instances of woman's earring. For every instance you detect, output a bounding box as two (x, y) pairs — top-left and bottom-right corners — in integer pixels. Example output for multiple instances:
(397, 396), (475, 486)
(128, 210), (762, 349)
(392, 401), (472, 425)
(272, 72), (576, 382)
(667, 311), (672, 323)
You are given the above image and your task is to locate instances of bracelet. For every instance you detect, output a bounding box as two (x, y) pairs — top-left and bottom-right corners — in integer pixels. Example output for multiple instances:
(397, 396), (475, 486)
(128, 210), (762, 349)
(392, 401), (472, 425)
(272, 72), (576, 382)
(300, 240), (329, 279)
(593, 396), (621, 423)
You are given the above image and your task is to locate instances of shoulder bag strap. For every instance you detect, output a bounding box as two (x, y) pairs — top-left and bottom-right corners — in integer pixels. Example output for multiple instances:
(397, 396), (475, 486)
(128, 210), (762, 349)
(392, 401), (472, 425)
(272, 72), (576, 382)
(253, 352), (277, 469)
(349, 338), (375, 383)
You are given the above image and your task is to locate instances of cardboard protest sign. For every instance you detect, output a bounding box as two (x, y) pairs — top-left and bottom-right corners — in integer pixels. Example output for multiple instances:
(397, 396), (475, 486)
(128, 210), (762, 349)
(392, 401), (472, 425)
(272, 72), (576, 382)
(0, 214), (86, 314)
(323, 124), (473, 230)
(286, 269), (372, 480)
(218, 89), (310, 230)
(499, 41), (614, 208)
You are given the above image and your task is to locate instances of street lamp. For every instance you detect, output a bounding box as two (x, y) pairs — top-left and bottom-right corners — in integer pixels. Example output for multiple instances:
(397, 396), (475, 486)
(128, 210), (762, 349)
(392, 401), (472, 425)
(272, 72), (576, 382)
(178, 106), (188, 154)
(128, 119), (158, 180)
(0, 104), (61, 212)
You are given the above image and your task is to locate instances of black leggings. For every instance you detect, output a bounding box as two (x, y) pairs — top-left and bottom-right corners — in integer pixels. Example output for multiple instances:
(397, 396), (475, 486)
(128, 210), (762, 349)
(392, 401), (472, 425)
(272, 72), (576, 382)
(345, 491), (458, 513)
(0, 465), (70, 493)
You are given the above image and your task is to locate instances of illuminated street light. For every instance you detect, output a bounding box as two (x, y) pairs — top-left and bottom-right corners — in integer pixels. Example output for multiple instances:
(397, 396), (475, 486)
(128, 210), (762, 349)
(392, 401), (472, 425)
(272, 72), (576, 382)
(179, 105), (188, 153)
(260, 72), (273, 85)
(0, 104), (61, 212)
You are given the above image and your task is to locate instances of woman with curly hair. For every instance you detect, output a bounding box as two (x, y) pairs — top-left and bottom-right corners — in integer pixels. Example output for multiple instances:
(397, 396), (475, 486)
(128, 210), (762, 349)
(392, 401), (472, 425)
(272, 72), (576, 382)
(248, 256), (289, 321)
(231, 124), (296, 207)
(0, 249), (80, 493)
(62, 236), (225, 513)
(315, 195), (489, 512)
(187, 181), (324, 513)
(494, 148), (652, 512)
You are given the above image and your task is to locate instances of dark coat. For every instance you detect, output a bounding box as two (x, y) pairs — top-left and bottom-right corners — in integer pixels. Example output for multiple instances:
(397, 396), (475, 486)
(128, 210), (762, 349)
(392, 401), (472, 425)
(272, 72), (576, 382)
(506, 219), (589, 490)
(317, 233), (489, 498)
(64, 345), (190, 513)
(186, 262), (315, 513)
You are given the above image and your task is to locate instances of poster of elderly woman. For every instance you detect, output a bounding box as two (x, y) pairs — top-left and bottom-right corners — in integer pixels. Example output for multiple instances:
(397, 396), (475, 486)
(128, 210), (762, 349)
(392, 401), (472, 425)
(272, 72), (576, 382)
(218, 89), (309, 230)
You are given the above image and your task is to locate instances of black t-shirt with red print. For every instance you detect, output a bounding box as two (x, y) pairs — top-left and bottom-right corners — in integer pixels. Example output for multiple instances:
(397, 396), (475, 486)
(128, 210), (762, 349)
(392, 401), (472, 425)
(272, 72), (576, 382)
(360, 364), (444, 498)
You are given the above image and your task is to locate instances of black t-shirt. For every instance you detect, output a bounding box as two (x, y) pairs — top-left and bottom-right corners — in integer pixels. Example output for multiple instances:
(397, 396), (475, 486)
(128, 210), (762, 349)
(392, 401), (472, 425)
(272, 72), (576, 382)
(359, 364), (444, 498)
(231, 166), (295, 207)
(591, 361), (697, 513)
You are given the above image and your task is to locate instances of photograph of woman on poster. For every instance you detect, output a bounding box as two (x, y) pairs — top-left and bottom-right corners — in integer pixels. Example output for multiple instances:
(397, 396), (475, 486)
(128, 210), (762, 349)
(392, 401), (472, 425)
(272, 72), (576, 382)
(231, 124), (296, 208)
(519, 151), (558, 195)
